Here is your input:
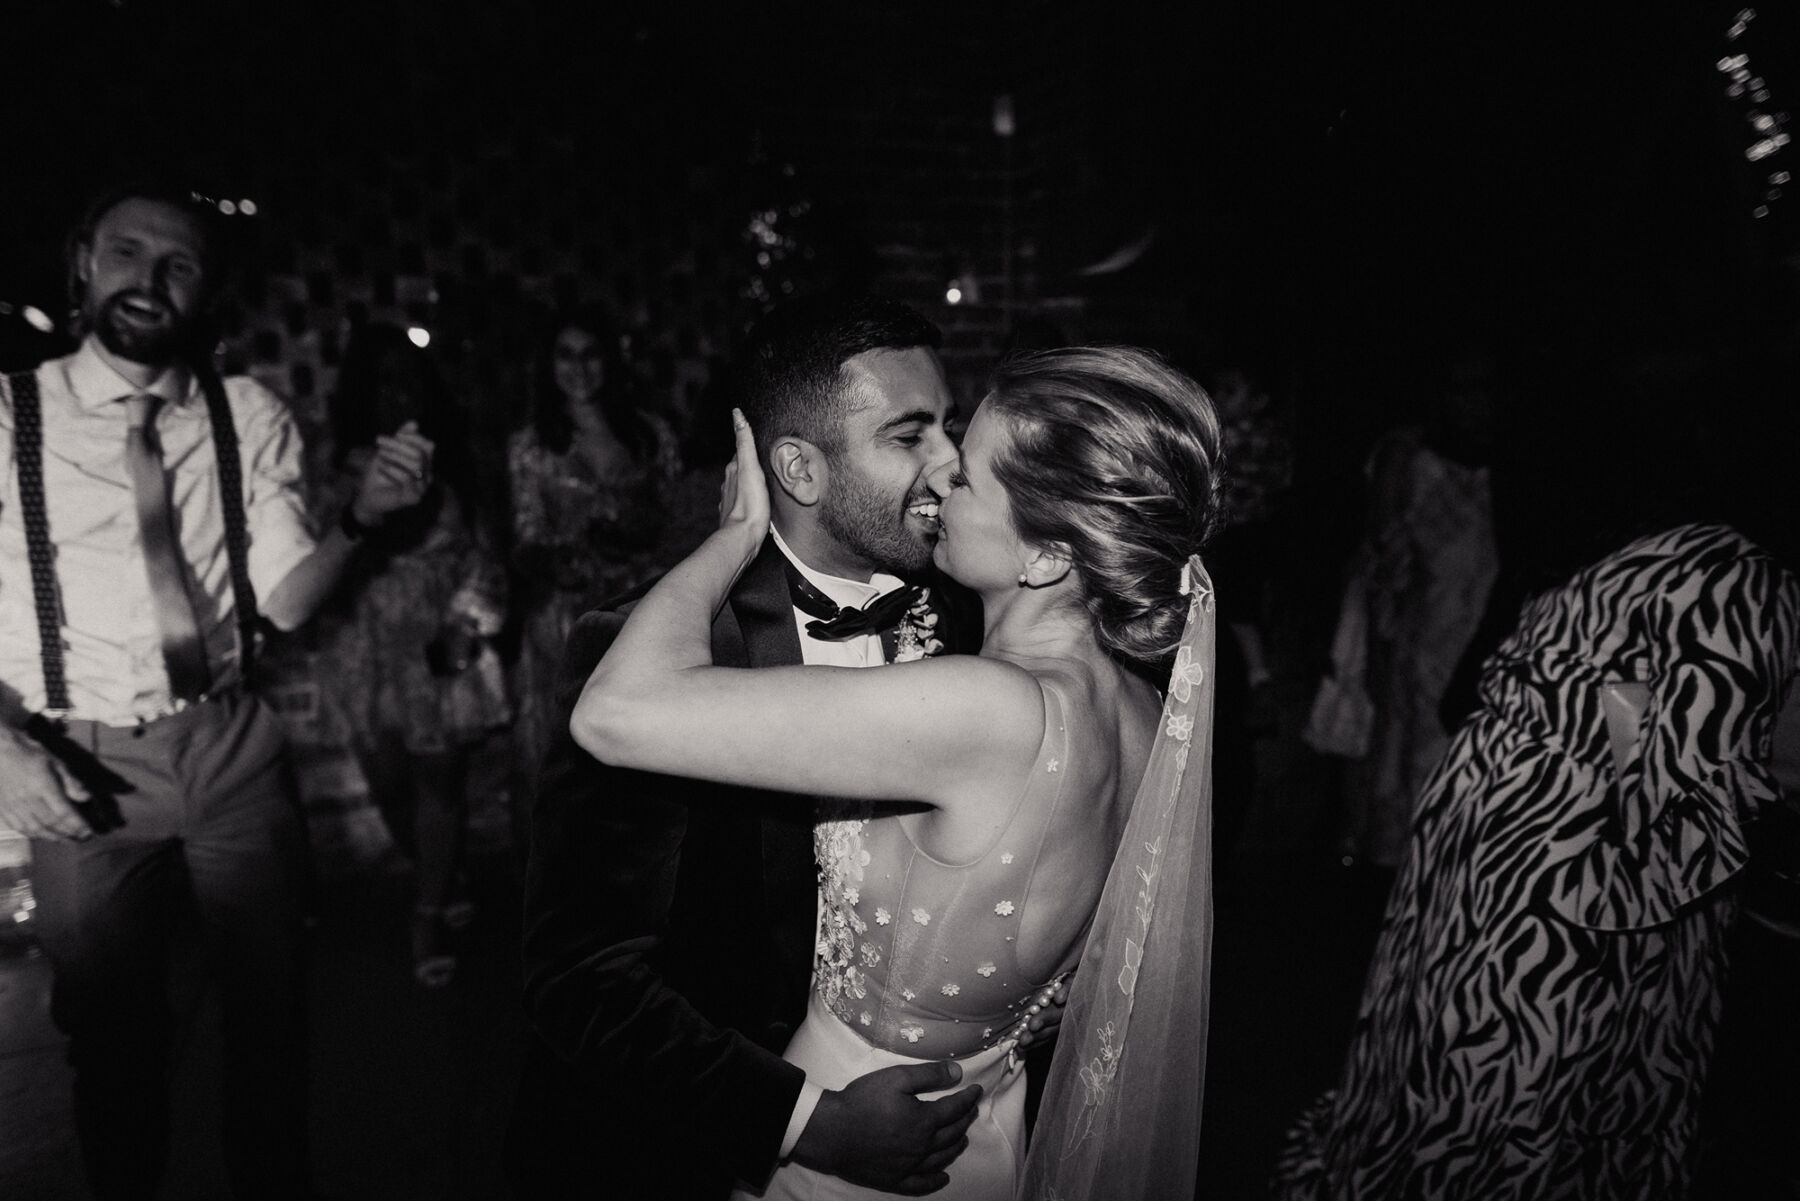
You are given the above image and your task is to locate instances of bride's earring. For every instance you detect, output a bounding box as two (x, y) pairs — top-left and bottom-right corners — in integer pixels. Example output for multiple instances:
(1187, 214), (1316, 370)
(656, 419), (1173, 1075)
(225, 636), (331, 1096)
(1017, 571), (1029, 587)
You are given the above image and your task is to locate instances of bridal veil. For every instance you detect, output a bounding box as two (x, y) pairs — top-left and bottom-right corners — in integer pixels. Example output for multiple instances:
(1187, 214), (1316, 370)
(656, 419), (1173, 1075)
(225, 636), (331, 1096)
(1019, 555), (1215, 1199)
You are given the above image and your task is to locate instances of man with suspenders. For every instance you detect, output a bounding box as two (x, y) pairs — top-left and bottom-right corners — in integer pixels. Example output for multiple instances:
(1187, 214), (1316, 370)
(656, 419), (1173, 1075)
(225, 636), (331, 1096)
(0, 184), (433, 1199)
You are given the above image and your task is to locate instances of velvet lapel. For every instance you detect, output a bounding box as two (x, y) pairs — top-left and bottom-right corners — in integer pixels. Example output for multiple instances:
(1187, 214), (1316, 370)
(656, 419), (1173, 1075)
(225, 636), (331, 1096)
(728, 535), (805, 669)
(720, 536), (813, 965)
(724, 535), (816, 1020)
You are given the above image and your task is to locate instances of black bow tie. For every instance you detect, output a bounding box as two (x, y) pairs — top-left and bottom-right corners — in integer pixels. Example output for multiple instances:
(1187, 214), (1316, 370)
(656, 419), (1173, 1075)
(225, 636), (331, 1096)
(784, 560), (923, 642)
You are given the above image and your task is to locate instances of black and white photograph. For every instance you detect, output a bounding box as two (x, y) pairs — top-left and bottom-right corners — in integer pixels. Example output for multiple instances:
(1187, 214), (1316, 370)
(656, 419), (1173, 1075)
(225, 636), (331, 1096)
(2, 2), (1798, 1198)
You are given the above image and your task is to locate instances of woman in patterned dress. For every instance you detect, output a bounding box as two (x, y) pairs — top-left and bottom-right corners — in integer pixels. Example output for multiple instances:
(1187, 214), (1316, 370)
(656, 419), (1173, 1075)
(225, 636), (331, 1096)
(1273, 516), (1800, 1199)
(505, 309), (683, 792)
(323, 324), (512, 986)
(572, 347), (1223, 1200)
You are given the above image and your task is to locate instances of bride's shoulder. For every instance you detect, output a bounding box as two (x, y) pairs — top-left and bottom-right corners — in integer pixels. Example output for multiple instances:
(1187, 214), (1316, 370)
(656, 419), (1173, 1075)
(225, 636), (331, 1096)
(896, 656), (1053, 778)
(912, 652), (1048, 719)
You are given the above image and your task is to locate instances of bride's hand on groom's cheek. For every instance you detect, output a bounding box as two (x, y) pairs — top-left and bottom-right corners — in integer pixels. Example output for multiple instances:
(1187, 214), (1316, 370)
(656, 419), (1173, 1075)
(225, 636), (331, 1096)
(716, 409), (771, 546)
(790, 1060), (982, 1195)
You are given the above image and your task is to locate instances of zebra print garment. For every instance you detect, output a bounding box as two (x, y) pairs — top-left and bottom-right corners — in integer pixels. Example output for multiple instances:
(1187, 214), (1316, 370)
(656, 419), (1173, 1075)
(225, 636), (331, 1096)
(1273, 523), (1800, 1200)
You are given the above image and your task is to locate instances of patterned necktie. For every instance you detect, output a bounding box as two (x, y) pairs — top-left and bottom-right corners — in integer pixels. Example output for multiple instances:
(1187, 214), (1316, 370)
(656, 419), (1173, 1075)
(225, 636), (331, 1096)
(124, 394), (212, 701)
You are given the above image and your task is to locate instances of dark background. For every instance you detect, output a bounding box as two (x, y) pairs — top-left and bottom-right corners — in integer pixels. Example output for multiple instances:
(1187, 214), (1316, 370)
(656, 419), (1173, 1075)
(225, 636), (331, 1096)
(6, 0), (1795, 363)
(6, 0), (1796, 649)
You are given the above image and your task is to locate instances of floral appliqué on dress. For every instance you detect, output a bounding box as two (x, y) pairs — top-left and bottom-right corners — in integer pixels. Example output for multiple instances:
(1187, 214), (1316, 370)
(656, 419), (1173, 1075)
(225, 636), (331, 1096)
(813, 595), (947, 1033)
(815, 803), (876, 1029)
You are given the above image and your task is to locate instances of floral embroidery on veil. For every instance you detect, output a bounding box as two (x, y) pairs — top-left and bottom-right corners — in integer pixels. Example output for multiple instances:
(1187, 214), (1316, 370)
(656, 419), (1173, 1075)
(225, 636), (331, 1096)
(1021, 556), (1215, 1200)
(1070, 582), (1208, 1136)
(1072, 1021), (1122, 1142)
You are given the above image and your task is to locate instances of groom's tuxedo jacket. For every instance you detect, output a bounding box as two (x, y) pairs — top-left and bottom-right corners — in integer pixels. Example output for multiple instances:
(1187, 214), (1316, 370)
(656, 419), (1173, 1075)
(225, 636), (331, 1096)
(506, 534), (980, 1199)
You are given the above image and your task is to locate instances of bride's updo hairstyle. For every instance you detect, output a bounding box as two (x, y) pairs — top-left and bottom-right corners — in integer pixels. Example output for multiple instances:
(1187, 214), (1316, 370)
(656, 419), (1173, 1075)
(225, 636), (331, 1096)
(982, 345), (1223, 667)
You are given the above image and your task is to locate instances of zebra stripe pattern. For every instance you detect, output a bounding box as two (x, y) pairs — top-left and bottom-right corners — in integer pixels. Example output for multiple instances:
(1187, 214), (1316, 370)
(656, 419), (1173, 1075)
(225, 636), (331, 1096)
(1274, 522), (1800, 1200)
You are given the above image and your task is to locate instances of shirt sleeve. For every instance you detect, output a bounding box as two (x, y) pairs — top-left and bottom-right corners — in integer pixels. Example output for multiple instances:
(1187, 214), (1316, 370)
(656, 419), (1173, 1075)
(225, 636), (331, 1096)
(229, 377), (318, 598)
(779, 1081), (825, 1161)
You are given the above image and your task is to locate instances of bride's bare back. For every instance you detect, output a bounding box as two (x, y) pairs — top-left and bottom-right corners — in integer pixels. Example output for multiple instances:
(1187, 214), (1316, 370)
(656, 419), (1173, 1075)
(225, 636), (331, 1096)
(814, 660), (1159, 1060)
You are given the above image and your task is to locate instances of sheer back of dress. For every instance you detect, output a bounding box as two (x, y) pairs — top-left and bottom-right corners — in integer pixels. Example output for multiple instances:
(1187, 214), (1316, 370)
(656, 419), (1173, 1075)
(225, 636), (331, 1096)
(812, 678), (1126, 1059)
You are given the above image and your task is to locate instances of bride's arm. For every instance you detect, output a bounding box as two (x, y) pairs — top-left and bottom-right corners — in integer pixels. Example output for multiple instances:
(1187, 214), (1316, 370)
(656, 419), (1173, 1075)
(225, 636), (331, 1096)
(571, 411), (1044, 808)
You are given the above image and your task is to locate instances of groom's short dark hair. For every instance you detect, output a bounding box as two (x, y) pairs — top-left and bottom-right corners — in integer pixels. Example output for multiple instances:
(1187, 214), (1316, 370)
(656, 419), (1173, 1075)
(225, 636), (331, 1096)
(738, 293), (941, 454)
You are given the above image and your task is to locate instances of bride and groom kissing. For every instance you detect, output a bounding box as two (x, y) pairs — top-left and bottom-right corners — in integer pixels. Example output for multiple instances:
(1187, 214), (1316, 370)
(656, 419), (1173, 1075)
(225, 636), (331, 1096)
(505, 294), (1218, 1200)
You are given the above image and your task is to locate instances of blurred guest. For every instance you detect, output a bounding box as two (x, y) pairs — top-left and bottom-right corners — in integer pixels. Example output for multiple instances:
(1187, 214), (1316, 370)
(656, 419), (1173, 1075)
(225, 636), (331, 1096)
(1273, 364), (1800, 1199)
(1206, 361), (1294, 854)
(0, 183), (433, 1200)
(505, 307), (681, 792)
(323, 323), (510, 987)
(1328, 346), (1500, 872)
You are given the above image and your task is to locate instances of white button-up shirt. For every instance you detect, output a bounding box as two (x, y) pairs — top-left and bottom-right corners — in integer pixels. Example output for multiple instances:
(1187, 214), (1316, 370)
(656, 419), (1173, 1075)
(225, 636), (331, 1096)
(0, 341), (316, 725)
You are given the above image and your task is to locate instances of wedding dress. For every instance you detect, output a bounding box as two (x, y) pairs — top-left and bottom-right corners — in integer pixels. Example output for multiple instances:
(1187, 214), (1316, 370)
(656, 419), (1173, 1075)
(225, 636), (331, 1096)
(733, 678), (1091, 1200)
(739, 558), (1216, 1201)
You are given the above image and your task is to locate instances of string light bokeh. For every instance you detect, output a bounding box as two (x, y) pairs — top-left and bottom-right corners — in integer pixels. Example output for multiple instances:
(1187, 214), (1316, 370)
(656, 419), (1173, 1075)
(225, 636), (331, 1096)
(1720, 8), (1790, 222)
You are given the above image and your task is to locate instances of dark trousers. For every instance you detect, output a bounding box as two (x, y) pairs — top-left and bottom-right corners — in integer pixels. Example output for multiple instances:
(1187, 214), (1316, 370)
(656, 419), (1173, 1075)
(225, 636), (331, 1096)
(28, 693), (312, 1201)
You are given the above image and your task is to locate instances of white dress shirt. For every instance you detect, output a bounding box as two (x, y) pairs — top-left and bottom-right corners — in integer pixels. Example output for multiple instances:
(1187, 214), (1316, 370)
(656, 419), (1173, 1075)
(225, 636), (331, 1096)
(0, 341), (316, 725)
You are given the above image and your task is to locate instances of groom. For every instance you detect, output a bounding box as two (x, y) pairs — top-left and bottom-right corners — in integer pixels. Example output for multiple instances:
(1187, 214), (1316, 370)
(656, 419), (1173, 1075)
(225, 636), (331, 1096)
(506, 294), (989, 1198)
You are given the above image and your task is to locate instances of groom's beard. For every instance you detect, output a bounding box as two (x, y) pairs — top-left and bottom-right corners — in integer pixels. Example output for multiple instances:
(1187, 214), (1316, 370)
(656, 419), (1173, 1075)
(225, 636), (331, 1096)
(820, 467), (936, 577)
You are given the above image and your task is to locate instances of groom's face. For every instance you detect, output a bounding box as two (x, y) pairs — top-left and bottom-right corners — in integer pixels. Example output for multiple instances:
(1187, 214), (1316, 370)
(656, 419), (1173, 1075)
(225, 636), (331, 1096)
(818, 346), (958, 577)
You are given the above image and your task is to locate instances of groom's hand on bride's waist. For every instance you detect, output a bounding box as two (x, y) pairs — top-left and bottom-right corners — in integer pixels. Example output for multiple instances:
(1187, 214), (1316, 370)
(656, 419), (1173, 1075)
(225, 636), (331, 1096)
(789, 1060), (982, 1196)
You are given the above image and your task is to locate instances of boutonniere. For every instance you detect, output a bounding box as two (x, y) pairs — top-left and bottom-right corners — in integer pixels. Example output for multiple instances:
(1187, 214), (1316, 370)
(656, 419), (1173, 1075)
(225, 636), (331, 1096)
(892, 587), (946, 662)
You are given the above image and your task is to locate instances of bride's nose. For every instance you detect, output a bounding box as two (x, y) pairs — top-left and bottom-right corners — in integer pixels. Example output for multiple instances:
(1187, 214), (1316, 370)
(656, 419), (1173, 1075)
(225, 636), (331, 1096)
(925, 456), (958, 499)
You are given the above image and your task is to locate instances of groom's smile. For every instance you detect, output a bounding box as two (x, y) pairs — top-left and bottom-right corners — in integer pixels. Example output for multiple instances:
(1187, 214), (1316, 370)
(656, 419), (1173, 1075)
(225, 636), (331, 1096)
(817, 345), (959, 578)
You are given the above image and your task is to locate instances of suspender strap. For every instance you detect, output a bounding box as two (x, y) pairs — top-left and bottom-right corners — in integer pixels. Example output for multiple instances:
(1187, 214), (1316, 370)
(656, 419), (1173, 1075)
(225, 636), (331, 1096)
(7, 370), (72, 712)
(195, 363), (263, 678)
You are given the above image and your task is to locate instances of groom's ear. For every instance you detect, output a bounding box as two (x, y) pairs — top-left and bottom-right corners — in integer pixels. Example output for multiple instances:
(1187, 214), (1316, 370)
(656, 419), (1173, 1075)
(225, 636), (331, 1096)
(769, 436), (827, 507)
(1021, 542), (1074, 589)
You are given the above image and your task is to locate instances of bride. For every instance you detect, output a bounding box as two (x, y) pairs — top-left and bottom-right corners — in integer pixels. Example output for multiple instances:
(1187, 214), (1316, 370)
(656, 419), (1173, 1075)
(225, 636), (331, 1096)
(573, 345), (1221, 1199)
